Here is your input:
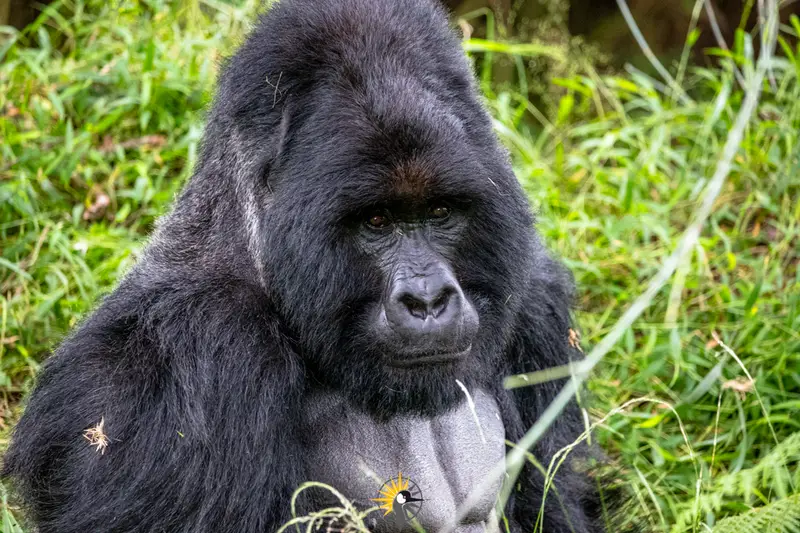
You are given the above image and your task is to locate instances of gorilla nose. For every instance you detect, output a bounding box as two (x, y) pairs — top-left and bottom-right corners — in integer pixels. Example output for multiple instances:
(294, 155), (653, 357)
(380, 265), (479, 362)
(385, 270), (464, 332)
(397, 285), (456, 320)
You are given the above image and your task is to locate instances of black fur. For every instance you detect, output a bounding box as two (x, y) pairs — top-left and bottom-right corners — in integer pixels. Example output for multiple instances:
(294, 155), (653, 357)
(3, 0), (603, 531)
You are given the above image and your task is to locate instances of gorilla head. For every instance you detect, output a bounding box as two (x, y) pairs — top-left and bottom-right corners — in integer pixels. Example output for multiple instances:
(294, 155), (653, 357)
(185, 0), (537, 417)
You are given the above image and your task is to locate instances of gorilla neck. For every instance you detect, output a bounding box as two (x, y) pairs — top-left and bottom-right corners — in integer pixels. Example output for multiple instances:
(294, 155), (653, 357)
(300, 388), (506, 532)
(307, 355), (496, 420)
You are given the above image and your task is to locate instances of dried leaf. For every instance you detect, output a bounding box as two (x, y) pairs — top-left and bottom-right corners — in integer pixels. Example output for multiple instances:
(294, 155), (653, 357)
(568, 328), (583, 352)
(83, 190), (110, 221)
(83, 418), (110, 454)
(722, 377), (755, 399)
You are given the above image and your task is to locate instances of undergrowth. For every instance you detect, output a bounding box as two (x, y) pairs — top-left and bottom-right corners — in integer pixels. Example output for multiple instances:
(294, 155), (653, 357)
(0, 0), (798, 532)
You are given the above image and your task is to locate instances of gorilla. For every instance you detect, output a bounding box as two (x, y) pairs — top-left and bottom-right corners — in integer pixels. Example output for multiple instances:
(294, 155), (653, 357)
(4, 0), (603, 532)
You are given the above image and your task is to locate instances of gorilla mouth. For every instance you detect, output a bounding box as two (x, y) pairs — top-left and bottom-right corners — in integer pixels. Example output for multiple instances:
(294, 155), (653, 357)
(387, 344), (472, 368)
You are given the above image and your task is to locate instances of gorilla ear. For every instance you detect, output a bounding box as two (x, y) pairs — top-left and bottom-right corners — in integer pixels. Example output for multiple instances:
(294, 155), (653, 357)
(265, 100), (292, 193)
(248, 98), (292, 194)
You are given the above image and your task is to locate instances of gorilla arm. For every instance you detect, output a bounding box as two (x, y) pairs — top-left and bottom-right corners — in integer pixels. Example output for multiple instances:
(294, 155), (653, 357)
(499, 253), (603, 533)
(3, 277), (305, 533)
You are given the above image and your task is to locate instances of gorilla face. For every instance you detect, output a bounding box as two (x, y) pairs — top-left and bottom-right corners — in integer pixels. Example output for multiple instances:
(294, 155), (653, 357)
(260, 81), (535, 417)
(359, 195), (480, 365)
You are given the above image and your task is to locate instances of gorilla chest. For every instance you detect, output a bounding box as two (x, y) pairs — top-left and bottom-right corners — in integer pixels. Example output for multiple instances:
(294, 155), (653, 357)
(300, 390), (506, 532)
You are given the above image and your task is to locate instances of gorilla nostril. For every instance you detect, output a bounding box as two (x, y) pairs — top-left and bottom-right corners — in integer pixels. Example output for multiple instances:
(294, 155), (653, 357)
(431, 290), (452, 318)
(399, 294), (428, 320)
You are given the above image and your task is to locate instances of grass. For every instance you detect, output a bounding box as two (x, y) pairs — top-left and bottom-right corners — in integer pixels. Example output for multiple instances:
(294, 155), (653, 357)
(1, 0), (799, 532)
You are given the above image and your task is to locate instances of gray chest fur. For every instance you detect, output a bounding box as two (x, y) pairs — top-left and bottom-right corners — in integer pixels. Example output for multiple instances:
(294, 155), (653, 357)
(300, 389), (506, 532)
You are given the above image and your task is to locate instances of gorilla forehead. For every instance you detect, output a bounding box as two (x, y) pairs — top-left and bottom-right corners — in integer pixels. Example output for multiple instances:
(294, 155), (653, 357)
(281, 86), (503, 211)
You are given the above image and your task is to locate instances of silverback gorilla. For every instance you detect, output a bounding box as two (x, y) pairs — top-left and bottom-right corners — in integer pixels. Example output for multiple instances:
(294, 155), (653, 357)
(4, 0), (604, 532)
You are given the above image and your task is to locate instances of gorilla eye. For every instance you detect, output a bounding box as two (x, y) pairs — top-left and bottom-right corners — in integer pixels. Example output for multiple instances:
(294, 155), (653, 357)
(429, 205), (451, 220)
(366, 212), (391, 229)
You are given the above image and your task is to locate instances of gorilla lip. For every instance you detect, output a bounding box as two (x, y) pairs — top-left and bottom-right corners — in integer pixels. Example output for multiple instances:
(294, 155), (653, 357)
(387, 345), (472, 368)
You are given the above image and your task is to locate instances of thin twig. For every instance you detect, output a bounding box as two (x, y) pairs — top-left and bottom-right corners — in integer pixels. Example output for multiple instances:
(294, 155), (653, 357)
(614, 0), (692, 105)
(455, 379), (487, 445)
(704, 0), (746, 87)
(673, 0), (707, 97)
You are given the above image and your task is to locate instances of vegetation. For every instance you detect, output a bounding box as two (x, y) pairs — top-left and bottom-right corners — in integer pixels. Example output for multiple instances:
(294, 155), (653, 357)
(0, 0), (798, 532)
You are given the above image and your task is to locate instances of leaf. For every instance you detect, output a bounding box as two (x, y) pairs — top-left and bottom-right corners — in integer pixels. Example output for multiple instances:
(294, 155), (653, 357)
(712, 494), (800, 533)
